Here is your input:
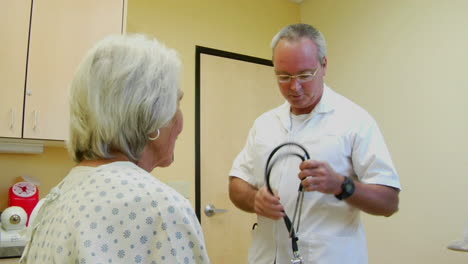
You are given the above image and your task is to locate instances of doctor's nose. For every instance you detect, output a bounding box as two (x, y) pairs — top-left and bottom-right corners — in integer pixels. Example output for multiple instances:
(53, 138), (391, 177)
(289, 78), (302, 91)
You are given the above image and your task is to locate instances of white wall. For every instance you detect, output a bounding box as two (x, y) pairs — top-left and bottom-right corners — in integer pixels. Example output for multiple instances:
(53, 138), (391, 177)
(301, 0), (468, 263)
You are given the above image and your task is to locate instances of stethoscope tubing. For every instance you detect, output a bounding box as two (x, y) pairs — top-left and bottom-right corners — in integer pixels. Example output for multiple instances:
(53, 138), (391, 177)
(264, 142), (310, 255)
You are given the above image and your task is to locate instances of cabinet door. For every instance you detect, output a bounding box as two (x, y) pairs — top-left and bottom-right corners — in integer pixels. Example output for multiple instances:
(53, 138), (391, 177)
(23, 0), (125, 140)
(0, 0), (32, 138)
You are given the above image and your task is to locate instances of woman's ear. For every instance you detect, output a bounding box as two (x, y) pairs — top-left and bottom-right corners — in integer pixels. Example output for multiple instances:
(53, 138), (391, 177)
(148, 129), (160, 141)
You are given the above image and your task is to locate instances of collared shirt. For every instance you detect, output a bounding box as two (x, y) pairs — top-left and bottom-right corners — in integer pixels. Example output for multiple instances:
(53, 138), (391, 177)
(21, 161), (210, 264)
(230, 85), (400, 264)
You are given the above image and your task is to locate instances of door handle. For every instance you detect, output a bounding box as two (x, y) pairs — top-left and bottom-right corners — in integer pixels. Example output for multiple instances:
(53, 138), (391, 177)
(204, 204), (228, 217)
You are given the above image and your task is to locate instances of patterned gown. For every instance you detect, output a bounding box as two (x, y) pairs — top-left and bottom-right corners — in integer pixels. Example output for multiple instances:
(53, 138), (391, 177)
(20, 161), (210, 264)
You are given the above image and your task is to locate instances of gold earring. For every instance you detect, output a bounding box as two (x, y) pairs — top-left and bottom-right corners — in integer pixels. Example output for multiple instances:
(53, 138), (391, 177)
(148, 129), (160, 141)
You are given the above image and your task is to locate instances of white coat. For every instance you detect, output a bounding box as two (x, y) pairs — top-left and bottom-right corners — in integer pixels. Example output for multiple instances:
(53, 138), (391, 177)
(230, 85), (401, 264)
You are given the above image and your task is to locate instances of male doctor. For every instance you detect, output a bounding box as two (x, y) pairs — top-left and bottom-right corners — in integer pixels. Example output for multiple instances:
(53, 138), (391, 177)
(228, 23), (401, 264)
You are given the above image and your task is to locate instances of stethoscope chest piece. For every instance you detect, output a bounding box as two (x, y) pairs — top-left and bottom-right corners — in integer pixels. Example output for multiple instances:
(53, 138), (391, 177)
(291, 255), (303, 264)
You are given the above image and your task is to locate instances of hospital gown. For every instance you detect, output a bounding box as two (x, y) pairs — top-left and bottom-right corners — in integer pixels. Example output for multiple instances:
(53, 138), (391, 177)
(20, 161), (210, 264)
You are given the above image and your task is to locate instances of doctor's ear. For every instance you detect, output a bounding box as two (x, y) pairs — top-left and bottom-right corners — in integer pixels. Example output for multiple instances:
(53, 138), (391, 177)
(320, 57), (328, 76)
(321, 57), (328, 68)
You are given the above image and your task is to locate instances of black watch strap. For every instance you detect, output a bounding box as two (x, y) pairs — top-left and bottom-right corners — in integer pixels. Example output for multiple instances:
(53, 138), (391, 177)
(335, 177), (355, 200)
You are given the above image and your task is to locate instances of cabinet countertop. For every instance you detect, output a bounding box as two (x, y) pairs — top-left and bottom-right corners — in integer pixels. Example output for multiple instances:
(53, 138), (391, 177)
(0, 258), (19, 264)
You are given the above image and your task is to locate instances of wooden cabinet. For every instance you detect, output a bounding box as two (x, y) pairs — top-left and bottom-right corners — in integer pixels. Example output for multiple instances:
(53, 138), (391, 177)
(0, 0), (32, 138)
(1, 0), (126, 140)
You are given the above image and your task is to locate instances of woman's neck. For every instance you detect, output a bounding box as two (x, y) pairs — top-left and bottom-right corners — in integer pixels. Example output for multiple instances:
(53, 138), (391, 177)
(77, 152), (132, 167)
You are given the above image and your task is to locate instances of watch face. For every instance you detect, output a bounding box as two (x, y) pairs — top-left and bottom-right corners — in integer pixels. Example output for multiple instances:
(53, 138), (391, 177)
(12, 182), (37, 198)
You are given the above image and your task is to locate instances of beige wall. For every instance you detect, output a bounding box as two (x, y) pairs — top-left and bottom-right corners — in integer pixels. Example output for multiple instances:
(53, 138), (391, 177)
(301, 0), (468, 263)
(0, 146), (74, 210)
(126, 0), (300, 204)
(1, 0), (299, 209)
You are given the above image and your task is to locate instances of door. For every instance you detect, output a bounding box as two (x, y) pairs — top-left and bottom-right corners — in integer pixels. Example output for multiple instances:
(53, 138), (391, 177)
(23, 0), (125, 140)
(197, 47), (283, 263)
(0, 0), (31, 138)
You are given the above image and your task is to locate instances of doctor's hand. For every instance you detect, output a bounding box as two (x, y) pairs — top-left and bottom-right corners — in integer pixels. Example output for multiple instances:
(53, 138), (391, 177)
(298, 160), (344, 195)
(254, 186), (285, 220)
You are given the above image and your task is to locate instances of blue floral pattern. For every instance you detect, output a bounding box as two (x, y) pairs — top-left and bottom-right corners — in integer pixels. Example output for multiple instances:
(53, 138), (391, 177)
(21, 162), (210, 263)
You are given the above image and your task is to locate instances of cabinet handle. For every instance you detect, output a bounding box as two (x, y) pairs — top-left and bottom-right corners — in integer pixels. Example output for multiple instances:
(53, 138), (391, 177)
(10, 108), (15, 130)
(33, 110), (38, 130)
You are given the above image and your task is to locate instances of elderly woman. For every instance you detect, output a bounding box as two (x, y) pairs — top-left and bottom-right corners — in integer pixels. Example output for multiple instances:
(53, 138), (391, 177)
(20, 34), (210, 263)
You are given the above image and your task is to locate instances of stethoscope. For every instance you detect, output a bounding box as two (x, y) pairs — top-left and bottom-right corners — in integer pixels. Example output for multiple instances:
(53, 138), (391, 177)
(265, 142), (310, 264)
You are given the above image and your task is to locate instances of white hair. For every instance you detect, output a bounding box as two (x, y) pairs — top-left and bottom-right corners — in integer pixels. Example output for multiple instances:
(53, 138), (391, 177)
(67, 34), (181, 162)
(271, 23), (327, 65)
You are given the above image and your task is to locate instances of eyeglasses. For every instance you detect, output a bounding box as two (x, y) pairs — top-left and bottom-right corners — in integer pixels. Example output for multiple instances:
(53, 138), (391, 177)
(276, 67), (320, 84)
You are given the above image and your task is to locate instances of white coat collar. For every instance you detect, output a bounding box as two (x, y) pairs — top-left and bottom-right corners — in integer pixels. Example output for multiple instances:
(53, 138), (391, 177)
(275, 84), (335, 131)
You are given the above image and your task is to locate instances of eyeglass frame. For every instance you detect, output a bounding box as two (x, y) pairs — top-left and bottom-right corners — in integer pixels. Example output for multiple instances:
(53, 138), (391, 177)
(275, 66), (320, 84)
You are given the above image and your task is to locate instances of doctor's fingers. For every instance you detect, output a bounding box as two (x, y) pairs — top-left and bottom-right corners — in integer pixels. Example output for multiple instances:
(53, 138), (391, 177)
(256, 187), (282, 206)
(302, 175), (343, 194)
(254, 202), (285, 220)
(301, 176), (323, 192)
(299, 159), (326, 170)
(254, 188), (284, 219)
(298, 165), (328, 180)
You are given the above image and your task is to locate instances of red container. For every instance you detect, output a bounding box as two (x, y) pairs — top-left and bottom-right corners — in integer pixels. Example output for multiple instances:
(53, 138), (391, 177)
(8, 182), (39, 226)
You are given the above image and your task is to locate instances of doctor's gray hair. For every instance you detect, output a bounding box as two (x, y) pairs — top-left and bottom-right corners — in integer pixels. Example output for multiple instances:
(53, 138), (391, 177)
(271, 23), (327, 66)
(68, 34), (181, 162)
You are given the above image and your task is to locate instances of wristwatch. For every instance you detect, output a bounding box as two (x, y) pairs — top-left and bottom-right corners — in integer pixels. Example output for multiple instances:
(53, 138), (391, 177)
(335, 176), (355, 200)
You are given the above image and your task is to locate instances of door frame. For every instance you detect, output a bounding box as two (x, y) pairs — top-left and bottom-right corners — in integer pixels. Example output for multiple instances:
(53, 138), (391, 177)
(195, 46), (272, 221)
